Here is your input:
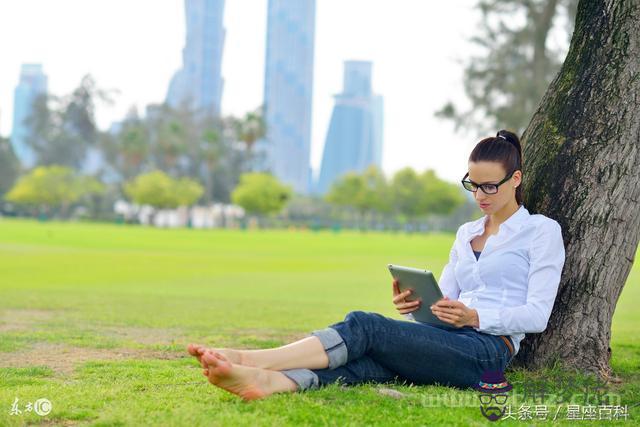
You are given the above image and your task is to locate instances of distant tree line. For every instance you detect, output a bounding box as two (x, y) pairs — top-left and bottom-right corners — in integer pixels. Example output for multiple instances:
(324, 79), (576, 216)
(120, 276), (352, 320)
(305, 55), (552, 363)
(0, 75), (279, 220)
(322, 165), (469, 231)
(0, 75), (473, 229)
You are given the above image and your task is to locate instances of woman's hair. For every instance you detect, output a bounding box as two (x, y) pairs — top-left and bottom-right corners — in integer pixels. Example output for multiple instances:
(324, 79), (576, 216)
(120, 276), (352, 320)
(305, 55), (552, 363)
(469, 129), (523, 205)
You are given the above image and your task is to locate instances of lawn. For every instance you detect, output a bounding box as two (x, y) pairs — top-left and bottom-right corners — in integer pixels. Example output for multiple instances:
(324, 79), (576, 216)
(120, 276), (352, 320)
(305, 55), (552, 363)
(0, 219), (637, 426)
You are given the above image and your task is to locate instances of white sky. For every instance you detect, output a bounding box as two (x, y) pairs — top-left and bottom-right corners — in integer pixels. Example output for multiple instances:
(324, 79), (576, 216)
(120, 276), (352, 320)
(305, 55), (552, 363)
(0, 0), (484, 183)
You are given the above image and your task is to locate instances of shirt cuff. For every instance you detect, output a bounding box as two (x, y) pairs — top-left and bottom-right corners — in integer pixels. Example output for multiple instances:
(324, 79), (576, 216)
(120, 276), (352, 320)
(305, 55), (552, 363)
(473, 307), (501, 334)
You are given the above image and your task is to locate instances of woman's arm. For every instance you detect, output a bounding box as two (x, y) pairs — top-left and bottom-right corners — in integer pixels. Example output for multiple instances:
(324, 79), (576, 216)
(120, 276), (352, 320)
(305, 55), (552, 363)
(438, 231), (462, 300)
(473, 220), (565, 335)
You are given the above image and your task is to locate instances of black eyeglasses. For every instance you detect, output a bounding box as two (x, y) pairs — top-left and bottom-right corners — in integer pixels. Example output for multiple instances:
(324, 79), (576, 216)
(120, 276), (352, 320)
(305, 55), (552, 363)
(478, 394), (508, 405)
(461, 171), (515, 194)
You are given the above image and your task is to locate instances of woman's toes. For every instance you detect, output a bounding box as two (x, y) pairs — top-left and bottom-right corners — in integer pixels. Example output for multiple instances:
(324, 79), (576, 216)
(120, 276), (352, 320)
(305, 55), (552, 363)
(187, 343), (199, 356)
(188, 344), (208, 361)
(203, 350), (225, 369)
(204, 351), (234, 382)
(202, 350), (217, 366)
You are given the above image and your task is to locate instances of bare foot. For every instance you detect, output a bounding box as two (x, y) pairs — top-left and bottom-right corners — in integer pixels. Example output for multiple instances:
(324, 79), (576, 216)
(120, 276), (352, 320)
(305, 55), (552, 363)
(201, 350), (296, 400)
(187, 343), (245, 367)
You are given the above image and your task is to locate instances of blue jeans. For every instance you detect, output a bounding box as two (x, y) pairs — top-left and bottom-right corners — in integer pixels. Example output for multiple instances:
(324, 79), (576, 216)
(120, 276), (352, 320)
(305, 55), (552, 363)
(281, 310), (514, 391)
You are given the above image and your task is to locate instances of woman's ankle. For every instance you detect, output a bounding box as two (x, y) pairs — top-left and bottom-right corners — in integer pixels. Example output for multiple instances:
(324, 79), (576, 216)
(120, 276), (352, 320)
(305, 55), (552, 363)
(267, 370), (298, 393)
(239, 350), (270, 369)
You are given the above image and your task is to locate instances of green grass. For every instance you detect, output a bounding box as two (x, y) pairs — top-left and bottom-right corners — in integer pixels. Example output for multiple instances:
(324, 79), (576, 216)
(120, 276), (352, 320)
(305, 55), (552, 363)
(0, 219), (637, 426)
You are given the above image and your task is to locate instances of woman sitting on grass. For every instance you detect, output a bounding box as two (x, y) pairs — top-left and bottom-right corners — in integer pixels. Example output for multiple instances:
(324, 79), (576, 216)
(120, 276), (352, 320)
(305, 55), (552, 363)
(187, 129), (566, 400)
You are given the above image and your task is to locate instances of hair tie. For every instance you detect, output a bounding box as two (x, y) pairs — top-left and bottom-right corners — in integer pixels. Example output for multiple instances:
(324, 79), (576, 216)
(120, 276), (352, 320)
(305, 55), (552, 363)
(497, 133), (520, 157)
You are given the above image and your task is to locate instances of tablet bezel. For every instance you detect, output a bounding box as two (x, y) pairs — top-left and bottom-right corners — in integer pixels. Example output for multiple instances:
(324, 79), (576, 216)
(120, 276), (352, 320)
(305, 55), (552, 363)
(388, 264), (449, 326)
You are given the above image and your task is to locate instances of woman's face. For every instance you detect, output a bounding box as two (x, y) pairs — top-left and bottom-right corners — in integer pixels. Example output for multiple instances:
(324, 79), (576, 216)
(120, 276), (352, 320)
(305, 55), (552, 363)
(467, 161), (522, 214)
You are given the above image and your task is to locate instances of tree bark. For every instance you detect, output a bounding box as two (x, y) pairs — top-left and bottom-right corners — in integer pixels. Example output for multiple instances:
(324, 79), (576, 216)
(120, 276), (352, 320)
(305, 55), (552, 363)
(513, 0), (640, 379)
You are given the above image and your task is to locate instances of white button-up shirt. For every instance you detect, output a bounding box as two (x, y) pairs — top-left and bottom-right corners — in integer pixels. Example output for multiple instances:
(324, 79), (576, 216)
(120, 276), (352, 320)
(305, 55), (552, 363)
(406, 204), (566, 356)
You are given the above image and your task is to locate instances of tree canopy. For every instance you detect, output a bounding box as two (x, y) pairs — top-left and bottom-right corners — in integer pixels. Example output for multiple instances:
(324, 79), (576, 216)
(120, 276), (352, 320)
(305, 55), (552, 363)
(5, 165), (104, 209)
(123, 170), (204, 209)
(326, 166), (465, 220)
(436, 0), (579, 135)
(231, 173), (292, 216)
(0, 136), (19, 197)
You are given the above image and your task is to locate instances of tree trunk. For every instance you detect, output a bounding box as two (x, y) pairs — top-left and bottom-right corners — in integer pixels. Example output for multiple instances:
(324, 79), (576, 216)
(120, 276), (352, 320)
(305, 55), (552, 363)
(513, 0), (640, 379)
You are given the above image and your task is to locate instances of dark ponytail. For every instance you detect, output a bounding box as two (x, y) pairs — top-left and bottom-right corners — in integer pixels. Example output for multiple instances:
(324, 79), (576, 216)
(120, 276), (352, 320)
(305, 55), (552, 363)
(469, 129), (524, 206)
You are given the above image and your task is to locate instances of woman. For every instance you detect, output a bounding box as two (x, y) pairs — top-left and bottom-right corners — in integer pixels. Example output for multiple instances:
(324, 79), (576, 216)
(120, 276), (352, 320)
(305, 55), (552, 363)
(187, 129), (566, 400)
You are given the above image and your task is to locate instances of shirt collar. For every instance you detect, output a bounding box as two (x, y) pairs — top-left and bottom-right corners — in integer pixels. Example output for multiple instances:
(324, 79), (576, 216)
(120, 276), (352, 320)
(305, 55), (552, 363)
(468, 204), (529, 236)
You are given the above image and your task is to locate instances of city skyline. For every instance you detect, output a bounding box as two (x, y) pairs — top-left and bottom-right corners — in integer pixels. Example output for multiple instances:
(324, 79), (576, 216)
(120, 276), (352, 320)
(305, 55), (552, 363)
(0, 0), (490, 184)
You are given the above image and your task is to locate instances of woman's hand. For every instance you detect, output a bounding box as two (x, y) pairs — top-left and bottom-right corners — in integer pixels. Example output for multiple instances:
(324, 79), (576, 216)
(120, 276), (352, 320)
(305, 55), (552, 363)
(430, 296), (479, 328)
(392, 279), (421, 315)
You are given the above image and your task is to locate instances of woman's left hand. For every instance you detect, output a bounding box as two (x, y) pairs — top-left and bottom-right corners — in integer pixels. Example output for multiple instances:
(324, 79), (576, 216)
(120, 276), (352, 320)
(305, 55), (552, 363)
(430, 296), (479, 328)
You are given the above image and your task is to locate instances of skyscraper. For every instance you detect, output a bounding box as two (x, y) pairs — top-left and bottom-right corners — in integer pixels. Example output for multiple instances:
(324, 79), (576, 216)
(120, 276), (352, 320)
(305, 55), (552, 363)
(166, 0), (226, 115)
(261, 0), (316, 194)
(317, 61), (384, 194)
(11, 64), (48, 168)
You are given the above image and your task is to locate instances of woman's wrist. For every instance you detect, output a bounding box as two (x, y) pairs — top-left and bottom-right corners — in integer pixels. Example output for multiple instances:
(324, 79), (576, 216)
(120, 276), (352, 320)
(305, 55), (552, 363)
(468, 309), (480, 328)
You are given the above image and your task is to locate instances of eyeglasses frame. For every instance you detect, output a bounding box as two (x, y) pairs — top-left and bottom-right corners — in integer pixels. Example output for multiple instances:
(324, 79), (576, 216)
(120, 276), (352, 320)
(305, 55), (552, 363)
(478, 393), (509, 405)
(461, 170), (517, 195)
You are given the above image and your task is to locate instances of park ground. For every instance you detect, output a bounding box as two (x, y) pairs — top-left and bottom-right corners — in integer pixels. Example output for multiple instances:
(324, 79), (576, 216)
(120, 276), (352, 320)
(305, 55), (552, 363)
(0, 219), (638, 426)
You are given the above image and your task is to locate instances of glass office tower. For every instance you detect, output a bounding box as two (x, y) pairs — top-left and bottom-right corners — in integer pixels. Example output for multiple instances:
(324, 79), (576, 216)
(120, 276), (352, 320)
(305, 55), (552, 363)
(317, 61), (384, 194)
(260, 0), (316, 194)
(11, 64), (48, 168)
(166, 0), (226, 115)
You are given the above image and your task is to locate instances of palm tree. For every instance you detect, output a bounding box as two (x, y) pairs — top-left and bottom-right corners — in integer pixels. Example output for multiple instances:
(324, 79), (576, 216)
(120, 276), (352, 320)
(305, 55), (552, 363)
(235, 106), (266, 153)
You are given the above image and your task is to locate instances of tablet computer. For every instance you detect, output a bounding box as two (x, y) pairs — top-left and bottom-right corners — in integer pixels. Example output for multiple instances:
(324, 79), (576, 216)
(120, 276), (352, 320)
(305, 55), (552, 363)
(388, 264), (449, 326)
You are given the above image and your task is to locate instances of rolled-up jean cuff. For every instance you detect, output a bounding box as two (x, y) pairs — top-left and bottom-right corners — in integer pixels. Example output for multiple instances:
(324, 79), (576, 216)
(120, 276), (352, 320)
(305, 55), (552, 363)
(281, 368), (319, 391)
(310, 327), (348, 369)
